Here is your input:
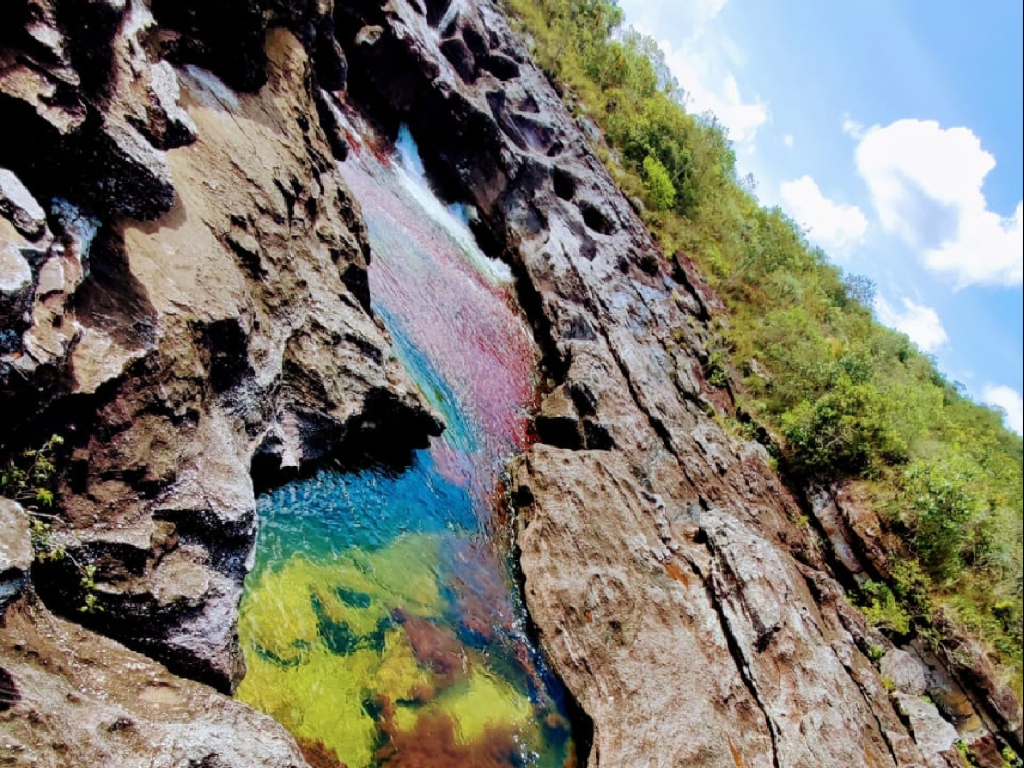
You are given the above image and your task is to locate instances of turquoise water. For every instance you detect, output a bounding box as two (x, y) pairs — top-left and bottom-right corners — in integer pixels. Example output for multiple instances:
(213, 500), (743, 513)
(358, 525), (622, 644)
(238, 124), (576, 768)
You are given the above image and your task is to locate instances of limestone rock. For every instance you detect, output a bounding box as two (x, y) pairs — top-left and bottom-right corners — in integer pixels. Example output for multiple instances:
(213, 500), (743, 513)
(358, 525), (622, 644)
(0, 230), (34, 354)
(0, 595), (310, 768)
(0, 501), (32, 612)
(893, 692), (961, 768)
(0, 169), (47, 239)
(515, 446), (914, 767)
(515, 446), (775, 768)
(883, 649), (931, 697)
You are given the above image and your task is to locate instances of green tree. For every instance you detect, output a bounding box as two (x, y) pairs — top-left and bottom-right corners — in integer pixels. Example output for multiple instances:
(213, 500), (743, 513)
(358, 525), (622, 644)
(642, 154), (676, 211)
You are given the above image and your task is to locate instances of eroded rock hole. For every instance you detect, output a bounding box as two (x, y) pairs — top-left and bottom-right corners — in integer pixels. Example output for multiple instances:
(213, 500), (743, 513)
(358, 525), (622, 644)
(440, 37), (476, 82)
(461, 26), (489, 58)
(580, 202), (615, 235)
(479, 53), (520, 81)
(552, 167), (576, 200)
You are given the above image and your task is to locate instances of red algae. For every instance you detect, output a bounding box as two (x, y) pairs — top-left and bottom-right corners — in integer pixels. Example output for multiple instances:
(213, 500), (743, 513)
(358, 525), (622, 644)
(395, 611), (468, 688)
(298, 739), (349, 768)
(375, 698), (522, 768)
(338, 127), (537, 486)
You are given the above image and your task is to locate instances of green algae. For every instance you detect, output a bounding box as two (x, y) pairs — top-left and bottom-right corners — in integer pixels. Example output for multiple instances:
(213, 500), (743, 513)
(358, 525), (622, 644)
(237, 533), (549, 768)
(391, 669), (537, 745)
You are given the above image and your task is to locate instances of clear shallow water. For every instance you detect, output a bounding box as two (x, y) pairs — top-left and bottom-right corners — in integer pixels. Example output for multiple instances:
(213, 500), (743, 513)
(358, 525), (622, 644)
(237, 125), (576, 768)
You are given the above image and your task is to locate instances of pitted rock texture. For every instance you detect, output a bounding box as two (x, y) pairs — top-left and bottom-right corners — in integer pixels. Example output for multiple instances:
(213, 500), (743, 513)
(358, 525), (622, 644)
(1, 3), (438, 698)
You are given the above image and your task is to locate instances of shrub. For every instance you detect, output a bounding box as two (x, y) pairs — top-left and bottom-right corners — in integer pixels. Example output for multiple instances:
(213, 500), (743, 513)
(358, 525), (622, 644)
(641, 154), (676, 211)
(859, 580), (912, 635)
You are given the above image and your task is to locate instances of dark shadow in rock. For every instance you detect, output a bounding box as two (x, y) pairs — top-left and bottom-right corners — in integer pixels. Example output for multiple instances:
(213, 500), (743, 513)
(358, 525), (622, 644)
(478, 53), (519, 81)
(190, 317), (252, 394)
(0, 667), (20, 712)
(250, 387), (443, 496)
(57, 0), (124, 93)
(580, 202), (615, 235)
(424, 0), (453, 28)
(151, 0), (270, 92)
(441, 37), (477, 83)
(552, 167), (576, 201)
(71, 227), (158, 347)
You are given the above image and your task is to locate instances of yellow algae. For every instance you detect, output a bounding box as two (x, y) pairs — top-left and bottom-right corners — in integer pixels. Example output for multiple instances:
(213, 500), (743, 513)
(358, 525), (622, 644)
(240, 535), (447, 662)
(239, 559), (322, 661)
(393, 668), (537, 747)
(355, 533), (446, 611)
(311, 558), (394, 636)
(441, 670), (536, 744)
(377, 629), (435, 702)
(238, 535), (461, 768)
(238, 645), (381, 768)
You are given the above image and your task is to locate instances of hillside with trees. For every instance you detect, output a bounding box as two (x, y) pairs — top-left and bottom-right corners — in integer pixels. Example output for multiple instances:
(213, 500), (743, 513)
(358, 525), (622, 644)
(503, 0), (1024, 695)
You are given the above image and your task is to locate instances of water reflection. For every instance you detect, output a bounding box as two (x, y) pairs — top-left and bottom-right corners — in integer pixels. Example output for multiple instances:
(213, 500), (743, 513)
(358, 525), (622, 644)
(237, 122), (575, 767)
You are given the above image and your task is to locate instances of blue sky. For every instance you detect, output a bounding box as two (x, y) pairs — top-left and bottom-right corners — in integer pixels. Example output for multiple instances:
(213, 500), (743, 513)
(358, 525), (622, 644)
(618, 0), (1023, 434)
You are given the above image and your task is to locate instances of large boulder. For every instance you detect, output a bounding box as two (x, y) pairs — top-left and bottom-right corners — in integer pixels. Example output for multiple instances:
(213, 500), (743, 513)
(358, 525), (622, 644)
(0, 594), (311, 767)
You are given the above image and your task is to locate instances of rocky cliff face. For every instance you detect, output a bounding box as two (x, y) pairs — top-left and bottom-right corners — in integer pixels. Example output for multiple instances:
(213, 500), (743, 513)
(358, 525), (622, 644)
(1, 0), (440, 697)
(0, 0), (1019, 767)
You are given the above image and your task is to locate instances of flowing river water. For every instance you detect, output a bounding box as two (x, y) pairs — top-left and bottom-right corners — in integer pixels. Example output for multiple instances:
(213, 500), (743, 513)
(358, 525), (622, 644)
(236, 122), (577, 768)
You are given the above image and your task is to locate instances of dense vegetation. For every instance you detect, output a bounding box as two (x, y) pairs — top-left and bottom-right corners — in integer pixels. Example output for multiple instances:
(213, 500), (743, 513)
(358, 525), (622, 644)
(502, 0), (1023, 693)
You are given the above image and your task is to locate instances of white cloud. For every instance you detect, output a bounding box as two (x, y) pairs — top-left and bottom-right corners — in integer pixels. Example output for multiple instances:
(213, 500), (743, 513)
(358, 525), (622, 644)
(782, 134), (795, 149)
(779, 175), (868, 255)
(622, 1), (768, 146)
(657, 40), (768, 145)
(855, 119), (1023, 288)
(982, 384), (1024, 435)
(841, 115), (865, 140)
(874, 295), (949, 352)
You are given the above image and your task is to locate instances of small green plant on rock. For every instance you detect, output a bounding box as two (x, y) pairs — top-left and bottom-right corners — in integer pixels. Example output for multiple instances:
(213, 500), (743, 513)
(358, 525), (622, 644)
(705, 348), (729, 388)
(1, 434), (64, 511)
(1, 434), (101, 613)
(3, 434), (68, 563)
(955, 740), (979, 768)
(858, 579), (911, 635)
(79, 565), (102, 614)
